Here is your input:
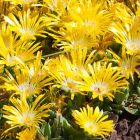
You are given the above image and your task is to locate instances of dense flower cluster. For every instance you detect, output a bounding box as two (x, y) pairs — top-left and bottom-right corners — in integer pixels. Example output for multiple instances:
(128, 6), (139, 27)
(0, 0), (140, 139)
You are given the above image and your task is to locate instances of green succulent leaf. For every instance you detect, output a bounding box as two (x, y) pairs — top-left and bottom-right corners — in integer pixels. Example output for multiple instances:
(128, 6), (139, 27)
(41, 122), (52, 138)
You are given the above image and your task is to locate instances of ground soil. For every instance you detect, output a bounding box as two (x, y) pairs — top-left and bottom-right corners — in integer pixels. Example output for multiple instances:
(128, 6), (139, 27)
(103, 111), (140, 140)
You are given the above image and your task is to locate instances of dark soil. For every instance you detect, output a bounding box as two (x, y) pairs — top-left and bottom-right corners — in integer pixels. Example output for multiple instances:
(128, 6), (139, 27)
(104, 111), (140, 140)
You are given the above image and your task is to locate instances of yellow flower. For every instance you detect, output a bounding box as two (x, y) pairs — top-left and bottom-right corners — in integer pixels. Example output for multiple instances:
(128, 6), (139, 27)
(79, 62), (128, 101)
(0, 25), (41, 67)
(69, 0), (112, 36)
(3, 94), (52, 132)
(49, 26), (97, 50)
(1, 52), (52, 99)
(4, 10), (47, 41)
(47, 48), (96, 99)
(47, 54), (83, 99)
(108, 2), (133, 24)
(110, 8), (140, 55)
(72, 105), (114, 138)
(108, 49), (140, 80)
(47, 0), (112, 49)
(16, 127), (37, 140)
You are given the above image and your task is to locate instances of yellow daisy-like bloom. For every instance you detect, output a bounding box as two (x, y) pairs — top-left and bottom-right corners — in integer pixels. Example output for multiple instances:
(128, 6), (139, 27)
(47, 48), (96, 99)
(72, 105), (114, 138)
(108, 49), (140, 80)
(110, 13), (140, 55)
(47, 0), (112, 47)
(46, 0), (112, 50)
(47, 54), (83, 100)
(3, 94), (52, 132)
(69, 0), (113, 36)
(4, 9), (47, 41)
(1, 52), (52, 99)
(0, 26), (41, 67)
(113, 22), (140, 55)
(79, 62), (128, 101)
(16, 127), (37, 140)
(49, 26), (97, 50)
(107, 2), (133, 24)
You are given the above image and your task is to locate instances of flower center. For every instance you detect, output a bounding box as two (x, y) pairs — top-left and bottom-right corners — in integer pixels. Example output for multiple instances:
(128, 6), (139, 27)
(91, 82), (108, 95)
(20, 28), (35, 35)
(18, 111), (35, 126)
(71, 38), (87, 47)
(84, 121), (98, 134)
(83, 20), (95, 27)
(61, 78), (79, 93)
(18, 81), (35, 97)
(126, 40), (140, 54)
(121, 60), (132, 70)
(20, 28), (35, 40)
(7, 54), (17, 66)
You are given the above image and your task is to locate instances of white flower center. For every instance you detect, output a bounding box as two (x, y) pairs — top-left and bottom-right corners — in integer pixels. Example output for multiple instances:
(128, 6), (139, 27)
(121, 60), (131, 70)
(20, 28), (35, 36)
(18, 111), (35, 126)
(18, 81), (35, 95)
(7, 54), (17, 66)
(126, 39), (140, 53)
(83, 20), (95, 27)
(84, 121), (98, 134)
(91, 82), (108, 95)
(61, 78), (79, 92)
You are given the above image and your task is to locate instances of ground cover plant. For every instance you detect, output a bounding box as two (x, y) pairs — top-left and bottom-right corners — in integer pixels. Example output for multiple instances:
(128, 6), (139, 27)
(0, 0), (140, 140)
